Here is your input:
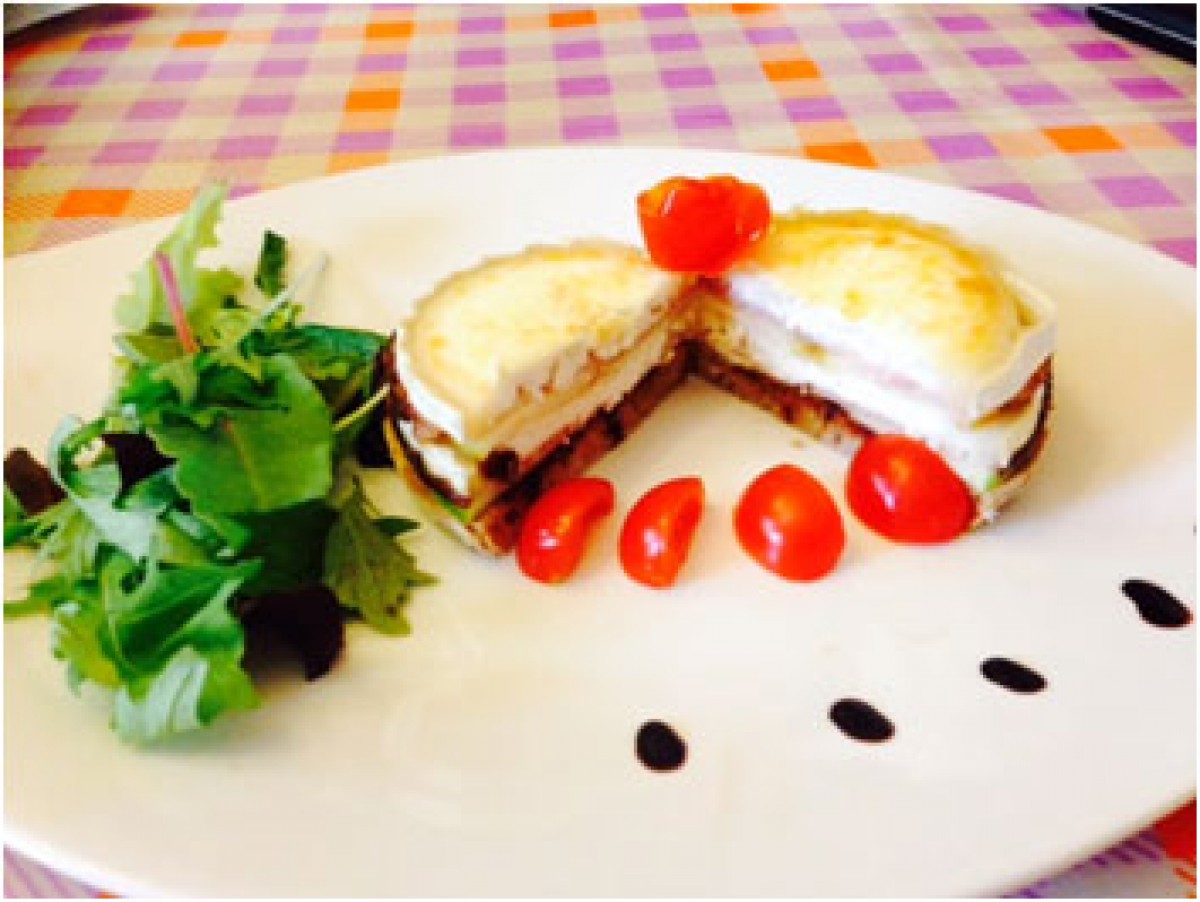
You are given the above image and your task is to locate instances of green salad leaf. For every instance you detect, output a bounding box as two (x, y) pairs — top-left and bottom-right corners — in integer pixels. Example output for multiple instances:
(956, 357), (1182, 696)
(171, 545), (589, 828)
(147, 354), (335, 515)
(49, 418), (163, 563)
(102, 554), (261, 743)
(323, 480), (435, 636)
(254, 230), (287, 299)
(114, 183), (242, 335)
(6, 186), (430, 744)
(4, 485), (34, 548)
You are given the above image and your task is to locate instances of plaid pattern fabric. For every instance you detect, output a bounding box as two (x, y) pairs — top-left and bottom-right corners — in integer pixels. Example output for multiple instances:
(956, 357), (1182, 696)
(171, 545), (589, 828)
(4, 4), (1195, 261)
(3, 4), (1196, 899)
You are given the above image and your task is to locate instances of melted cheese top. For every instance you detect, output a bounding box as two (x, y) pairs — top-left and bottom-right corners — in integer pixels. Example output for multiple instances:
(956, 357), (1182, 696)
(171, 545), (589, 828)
(396, 241), (683, 443)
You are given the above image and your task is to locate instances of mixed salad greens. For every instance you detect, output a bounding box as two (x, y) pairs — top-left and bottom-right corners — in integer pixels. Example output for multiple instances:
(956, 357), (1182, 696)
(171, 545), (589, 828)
(4, 185), (433, 744)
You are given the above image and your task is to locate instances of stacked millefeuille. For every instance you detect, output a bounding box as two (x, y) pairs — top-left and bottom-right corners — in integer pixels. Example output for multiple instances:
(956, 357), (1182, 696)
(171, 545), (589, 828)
(382, 190), (1056, 555)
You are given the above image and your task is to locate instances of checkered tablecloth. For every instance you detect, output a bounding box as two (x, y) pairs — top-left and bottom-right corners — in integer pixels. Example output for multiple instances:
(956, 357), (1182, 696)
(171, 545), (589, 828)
(4, 3), (1195, 898)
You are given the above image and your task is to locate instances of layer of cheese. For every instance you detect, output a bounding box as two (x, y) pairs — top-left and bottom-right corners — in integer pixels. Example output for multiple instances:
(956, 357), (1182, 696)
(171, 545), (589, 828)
(395, 242), (684, 445)
(698, 302), (1044, 491)
(398, 321), (676, 502)
(727, 211), (1056, 425)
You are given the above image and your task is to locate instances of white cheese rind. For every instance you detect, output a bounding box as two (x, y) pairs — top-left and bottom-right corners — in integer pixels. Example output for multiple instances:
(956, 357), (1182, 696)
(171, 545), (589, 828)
(702, 304), (1045, 491)
(724, 269), (1055, 427)
(399, 322), (674, 501)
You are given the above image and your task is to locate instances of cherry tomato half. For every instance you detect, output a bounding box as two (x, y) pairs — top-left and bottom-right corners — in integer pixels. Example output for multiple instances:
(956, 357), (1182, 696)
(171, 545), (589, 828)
(637, 175), (771, 277)
(517, 477), (615, 584)
(734, 465), (845, 582)
(620, 476), (706, 589)
(1154, 799), (1197, 862)
(846, 435), (975, 544)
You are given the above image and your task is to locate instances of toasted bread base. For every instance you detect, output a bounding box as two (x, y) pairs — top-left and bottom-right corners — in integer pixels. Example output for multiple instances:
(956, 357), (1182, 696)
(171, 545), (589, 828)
(386, 340), (1053, 555)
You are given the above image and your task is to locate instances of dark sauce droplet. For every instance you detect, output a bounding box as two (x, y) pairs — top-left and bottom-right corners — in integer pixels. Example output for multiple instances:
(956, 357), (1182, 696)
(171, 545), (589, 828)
(636, 720), (687, 772)
(1122, 579), (1193, 629)
(981, 657), (1047, 694)
(829, 698), (895, 743)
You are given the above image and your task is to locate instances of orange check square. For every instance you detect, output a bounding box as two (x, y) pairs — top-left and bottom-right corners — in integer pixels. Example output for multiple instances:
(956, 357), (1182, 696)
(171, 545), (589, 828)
(805, 141), (876, 169)
(344, 88), (402, 113)
(174, 30), (226, 48)
(365, 20), (414, 40)
(550, 9), (597, 28)
(762, 58), (821, 81)
(56, 189), (133, 218)
(1043, 125), (1121, 153)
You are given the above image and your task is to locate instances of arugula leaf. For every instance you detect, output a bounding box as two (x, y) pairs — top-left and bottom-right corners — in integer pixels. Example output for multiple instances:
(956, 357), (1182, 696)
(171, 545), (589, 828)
(114, 645), (259, 745)
(4, 485), (33, 548)
(50, 578), (119, 692)
(250, 324), (385, 414)
(151, 357), (202, 407)
(33, 427), (224, 578)
(264, 324), (384, 381)
(114, 183), (243, 335)
(201, 313), (270, 384)
(148, 355), (334, 515)
(323, 482), (434, 636)
(26, 499), (102, 583)
(99, 553), (261, 743)
(114, 329), (185, 366)
(5, 595), (48, 619)
(49, 418), (162, 564)
(103, 555), (259, 670)
(4, 572), (67, 619)
(254, 230), (287, 299)
(122, 470), (234, 567)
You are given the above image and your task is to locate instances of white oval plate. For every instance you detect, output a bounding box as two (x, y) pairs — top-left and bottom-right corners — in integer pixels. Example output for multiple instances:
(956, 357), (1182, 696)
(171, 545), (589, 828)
(5, 148), (1195, 898)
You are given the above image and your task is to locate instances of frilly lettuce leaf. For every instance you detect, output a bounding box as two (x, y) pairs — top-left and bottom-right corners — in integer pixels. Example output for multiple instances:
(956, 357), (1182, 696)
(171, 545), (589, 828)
(114, 183), (243, 335)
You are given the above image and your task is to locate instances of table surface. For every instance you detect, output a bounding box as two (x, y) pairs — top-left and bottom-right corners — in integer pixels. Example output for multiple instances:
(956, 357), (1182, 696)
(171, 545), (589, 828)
(3, 3), (1195, 898)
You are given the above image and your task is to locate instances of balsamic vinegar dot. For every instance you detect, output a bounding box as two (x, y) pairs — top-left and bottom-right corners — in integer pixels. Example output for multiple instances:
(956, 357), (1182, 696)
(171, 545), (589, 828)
(636, 720), (687, 772)
(1122, 579), (1193, 629)
(981, 657), (1047, 694)
(829, 698), (895, 743)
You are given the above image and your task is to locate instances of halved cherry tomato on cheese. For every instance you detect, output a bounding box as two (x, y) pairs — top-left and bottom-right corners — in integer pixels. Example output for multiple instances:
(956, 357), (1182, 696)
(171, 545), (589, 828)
(620, 476), (706, 589)
(846, 435), (975, 544)
(637, 175), (771, 277)
(517, 477), (615, 584)
(735, 465), (844, 581)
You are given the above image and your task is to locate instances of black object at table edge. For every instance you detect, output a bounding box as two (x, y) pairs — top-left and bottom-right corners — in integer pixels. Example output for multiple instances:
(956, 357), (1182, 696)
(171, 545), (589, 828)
(1087, 4), (1197, 64)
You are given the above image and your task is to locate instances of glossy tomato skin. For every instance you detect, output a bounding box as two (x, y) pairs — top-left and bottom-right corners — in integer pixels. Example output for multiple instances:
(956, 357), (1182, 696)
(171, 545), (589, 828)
(620, 476), (706, 589)
(734, 465), (845, 582)
(637, 175), (771, 277)
(1154, 799), (1197, 862)
(846, 435), (975, 544)
(517, 477), (615, 584)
